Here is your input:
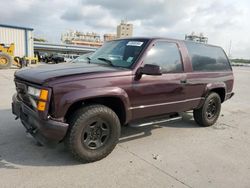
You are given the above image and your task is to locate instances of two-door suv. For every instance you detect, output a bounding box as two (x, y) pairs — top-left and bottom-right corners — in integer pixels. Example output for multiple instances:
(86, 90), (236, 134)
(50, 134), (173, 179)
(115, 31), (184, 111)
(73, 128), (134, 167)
(12, 37), (234, 162)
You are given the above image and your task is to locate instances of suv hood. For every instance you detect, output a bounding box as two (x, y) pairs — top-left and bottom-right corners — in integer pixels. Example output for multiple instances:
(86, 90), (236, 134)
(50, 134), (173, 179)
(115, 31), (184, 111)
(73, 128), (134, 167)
(15, 63), (121, 85)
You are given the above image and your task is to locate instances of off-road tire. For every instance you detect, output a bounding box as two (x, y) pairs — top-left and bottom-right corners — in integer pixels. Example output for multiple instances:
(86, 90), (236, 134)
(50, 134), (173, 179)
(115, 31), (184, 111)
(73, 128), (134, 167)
(0, 52), (12, 69)
(193, 92), (221, 127)
(65, 104), (121, 162)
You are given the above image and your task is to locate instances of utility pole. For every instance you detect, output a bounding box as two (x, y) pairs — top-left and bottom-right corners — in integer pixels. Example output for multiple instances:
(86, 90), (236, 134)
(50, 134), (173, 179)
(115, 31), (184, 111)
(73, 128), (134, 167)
(228, 40), (232, 58)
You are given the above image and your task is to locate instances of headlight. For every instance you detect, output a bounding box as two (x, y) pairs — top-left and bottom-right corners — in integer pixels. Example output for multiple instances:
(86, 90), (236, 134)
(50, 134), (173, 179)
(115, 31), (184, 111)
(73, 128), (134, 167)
(27, 86), (49, 111)
(28, 86), (41, 98)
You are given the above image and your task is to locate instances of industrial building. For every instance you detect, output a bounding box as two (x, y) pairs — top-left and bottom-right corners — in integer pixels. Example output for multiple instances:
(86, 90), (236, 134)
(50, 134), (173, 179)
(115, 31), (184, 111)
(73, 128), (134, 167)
(117, 20), (133, 38)
(104, 34), (116, 41)
(0, 24), (97, 57)
(34, 42), (97, 55)
(0, 21), (134, 65)
(0, 24), (34, 57)
(185, 32), (208, 43)
(61, 31), (102, 47)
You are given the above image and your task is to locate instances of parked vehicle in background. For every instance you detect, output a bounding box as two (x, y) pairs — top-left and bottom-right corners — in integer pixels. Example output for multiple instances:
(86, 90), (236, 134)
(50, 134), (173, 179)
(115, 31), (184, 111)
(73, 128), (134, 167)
(36, 52), (65, 64)
(36, 52), (48, 63)
(64, 54), (80, 62)
(12, 37), (234, 162)
(71, 52), (94, 63)
(49, 53), (65, 64)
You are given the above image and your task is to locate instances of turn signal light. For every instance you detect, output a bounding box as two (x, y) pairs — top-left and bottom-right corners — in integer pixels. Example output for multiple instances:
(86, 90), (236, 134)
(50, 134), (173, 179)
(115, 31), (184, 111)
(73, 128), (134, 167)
(37, 101), (46, 111)
(39, 89), (48, 101)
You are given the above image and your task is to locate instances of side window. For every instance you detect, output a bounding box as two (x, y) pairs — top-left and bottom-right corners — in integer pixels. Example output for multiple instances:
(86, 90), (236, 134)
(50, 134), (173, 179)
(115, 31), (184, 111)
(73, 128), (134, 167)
(143, 41), (183, 73)
(185, 42), (231, 72)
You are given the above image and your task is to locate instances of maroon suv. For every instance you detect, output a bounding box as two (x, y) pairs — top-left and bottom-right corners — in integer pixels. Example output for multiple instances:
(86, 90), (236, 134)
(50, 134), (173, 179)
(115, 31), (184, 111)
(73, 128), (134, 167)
(12, 37), (234, 162)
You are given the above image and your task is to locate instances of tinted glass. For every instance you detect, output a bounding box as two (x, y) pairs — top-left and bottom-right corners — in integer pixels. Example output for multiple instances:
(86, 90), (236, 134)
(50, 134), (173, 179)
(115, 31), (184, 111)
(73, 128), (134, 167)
(185, 42), (231, 71)
(90, 39), (149, 68)
(143, 41), (183, 73)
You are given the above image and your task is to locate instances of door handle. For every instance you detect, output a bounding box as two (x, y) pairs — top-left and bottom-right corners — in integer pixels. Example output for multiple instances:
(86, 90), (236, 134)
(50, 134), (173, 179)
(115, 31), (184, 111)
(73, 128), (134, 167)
(180, 79), (187, 84)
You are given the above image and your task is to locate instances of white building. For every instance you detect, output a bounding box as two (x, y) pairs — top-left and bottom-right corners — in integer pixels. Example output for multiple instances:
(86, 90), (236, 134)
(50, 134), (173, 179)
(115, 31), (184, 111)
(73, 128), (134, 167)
(185, 32), (208, 44)
(61, 30), (101, 43)
(0, 24), (34, 57)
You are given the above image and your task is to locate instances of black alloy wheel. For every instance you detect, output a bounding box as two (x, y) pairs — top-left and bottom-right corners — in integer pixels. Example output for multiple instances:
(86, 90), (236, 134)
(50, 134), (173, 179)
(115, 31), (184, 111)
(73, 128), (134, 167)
(81, 118), (110, 150)
(206, 98), (218, 119)
(193, 92), (221, 127)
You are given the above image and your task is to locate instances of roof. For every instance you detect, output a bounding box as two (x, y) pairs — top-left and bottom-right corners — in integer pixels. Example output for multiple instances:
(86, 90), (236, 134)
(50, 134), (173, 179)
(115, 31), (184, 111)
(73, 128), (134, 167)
(113, 37), (221, 48)
(111, 36), (184, 42)
(0, 24), (34, 31)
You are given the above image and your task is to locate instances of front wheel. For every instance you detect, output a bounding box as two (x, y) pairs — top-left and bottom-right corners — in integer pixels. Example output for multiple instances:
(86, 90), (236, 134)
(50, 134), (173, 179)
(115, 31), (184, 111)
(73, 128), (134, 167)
(65, 105), (121, 162)
(193, 92), (221, 127)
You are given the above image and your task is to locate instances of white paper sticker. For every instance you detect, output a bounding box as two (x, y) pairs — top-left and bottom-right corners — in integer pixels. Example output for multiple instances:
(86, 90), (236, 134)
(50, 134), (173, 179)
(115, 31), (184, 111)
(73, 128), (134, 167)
(126, 41), (143, 46)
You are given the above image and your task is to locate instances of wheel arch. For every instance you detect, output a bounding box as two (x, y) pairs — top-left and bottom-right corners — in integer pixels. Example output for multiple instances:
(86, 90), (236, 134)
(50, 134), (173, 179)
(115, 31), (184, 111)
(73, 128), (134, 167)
(205, 83), (226, 103)
(209, 88), (226, 103)
(65, 96), (129, 125)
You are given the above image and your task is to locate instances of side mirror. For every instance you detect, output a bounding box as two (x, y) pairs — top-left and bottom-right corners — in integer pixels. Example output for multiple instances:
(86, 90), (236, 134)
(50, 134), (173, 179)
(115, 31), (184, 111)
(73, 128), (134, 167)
(141, 64), (162, 75)
(135, 64), (162, 80)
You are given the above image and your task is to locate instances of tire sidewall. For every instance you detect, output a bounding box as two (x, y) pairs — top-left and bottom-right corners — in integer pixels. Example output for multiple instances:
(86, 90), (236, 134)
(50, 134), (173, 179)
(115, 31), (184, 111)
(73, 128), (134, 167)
(69, 105), (121, 161)
(202, 93), (221, 126)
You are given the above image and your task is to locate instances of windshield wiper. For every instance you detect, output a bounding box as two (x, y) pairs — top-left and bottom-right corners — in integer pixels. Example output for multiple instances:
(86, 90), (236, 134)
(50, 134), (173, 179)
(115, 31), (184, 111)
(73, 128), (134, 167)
(97, 57), (114, 66)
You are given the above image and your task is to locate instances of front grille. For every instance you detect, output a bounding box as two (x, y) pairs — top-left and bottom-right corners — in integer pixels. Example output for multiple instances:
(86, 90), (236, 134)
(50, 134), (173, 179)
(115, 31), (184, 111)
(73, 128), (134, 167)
(15, 80), (34, 110)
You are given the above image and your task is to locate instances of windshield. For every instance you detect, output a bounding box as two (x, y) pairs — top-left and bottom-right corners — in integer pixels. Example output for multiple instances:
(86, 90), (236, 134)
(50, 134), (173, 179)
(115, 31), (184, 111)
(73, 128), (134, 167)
(89, 39), (149, 68)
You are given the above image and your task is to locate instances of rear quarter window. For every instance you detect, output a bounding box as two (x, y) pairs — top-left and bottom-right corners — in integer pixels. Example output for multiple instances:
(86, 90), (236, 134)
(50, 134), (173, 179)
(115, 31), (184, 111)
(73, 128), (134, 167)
(185, 42), (231, 72)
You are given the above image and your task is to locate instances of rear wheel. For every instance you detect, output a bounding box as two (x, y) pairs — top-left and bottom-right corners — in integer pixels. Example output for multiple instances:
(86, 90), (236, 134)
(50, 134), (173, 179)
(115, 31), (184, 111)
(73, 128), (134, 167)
(65, 105), (121, 162)
(193, 92), (221, 127)
(0, 52), (12, 69)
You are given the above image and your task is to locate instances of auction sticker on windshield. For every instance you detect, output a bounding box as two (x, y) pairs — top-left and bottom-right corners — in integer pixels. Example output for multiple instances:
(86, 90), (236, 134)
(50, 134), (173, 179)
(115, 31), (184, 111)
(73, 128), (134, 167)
(126, 41), (144, 46)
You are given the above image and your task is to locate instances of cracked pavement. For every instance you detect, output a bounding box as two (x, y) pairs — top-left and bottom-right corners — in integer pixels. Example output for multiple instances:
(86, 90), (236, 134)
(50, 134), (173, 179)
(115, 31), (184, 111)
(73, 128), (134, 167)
(0, 67), (250, 188)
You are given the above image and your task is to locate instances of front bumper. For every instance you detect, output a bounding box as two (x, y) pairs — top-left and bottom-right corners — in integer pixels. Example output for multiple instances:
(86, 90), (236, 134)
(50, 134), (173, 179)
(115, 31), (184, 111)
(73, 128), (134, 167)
(12, 93), (69, 146)
(225, 92), (235, 101)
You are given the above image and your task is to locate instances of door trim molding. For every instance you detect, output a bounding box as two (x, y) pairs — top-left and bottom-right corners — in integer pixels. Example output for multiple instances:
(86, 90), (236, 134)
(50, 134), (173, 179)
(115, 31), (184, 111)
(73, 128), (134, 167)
(129, 97), (204, 110)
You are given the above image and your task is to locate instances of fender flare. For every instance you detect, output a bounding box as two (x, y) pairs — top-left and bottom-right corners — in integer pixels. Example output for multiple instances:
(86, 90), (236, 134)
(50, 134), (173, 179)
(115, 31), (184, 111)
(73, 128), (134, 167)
(196, 82), (226, 109)
(57, 87), (132, 123)
(204, 82), (226, 98)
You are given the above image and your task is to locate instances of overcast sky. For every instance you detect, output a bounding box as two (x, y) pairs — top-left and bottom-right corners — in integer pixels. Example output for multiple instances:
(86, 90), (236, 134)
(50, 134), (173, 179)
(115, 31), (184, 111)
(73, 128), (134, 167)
(0, 0), (249, 58)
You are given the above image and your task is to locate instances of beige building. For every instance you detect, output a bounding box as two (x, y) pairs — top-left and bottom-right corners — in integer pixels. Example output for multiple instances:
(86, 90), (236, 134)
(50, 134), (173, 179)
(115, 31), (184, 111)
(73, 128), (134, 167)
(117, 20), (133, 38)
(70, 40), (102, 47)
(103, 34), (117, 41)
(61, 30), (102, 47)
